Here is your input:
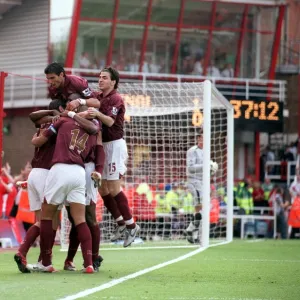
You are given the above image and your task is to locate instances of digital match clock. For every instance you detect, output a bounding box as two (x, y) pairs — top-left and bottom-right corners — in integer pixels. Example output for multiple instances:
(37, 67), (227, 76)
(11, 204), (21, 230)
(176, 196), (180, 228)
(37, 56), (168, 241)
(229, 99), (283, 132)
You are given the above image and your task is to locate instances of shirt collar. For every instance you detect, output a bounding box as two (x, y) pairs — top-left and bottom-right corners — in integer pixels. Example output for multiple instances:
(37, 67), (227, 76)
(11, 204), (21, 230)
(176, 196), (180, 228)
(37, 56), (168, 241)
(99, 89), (117, 99)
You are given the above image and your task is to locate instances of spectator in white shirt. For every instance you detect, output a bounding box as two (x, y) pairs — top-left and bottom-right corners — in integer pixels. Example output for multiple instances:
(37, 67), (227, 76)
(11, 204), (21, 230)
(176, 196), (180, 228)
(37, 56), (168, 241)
(79, 52), (91, 69)
(207, 61), (221, 77)
(193, 55), (203, 75)
(221, 63), (234, 78)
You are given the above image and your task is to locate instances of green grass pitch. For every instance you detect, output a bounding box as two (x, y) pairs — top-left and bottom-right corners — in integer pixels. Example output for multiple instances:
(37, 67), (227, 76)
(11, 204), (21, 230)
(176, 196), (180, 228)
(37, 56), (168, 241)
(0, 240), (299, 300)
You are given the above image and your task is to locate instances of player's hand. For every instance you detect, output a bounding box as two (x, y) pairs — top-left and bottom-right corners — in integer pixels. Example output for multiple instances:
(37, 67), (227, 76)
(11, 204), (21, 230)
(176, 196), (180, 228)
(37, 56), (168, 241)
(87, 107), (99, 118)
(52, 115), (61, 123)
(16, 181), (28, 189)
(60, 110), (69, 117)
(210, 160), (218, 175)
(91, 171), (102, 188)
(66, 99), (80, 111)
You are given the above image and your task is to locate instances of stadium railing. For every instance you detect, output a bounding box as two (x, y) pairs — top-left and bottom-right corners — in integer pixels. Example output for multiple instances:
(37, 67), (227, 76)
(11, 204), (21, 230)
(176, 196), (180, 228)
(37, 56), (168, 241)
(2, 69), (286, 109)
(265, 160), (296, 185)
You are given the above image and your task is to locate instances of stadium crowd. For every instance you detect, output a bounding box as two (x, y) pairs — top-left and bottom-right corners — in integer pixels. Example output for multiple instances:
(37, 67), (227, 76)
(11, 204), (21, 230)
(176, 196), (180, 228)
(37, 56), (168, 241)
(79, 51), (234, 77)
(1, 158), (300, 242)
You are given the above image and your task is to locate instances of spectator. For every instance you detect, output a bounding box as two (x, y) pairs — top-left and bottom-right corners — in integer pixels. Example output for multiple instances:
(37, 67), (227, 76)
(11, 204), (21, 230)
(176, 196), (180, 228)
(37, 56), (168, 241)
(192, 55), (203, 75)
(269, 187), (289, 239)
(127, 56), (139, 72)
(265, 146), (275, 175)
(13, 162), (32, 185)
(79, 52), (91, 69)
(261, 177), (274, 202)
(1, 163), (17, 218)
(288, 175), (300, 238)
(252, 181), (266, 209)
(116, 55), (126, 71)
(221, 63), (234, 78)
(182, 57), (194, 74)
(235, 177), (254, 214)
(282, 145), (294, 161)
(207, 60), (221, 77)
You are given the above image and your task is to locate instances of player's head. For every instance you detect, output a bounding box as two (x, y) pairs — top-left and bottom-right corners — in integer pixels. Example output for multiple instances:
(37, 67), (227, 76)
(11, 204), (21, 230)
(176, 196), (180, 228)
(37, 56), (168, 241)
(44, 62), (66, 89)
(196, 128), (203, 148)
(99, 66), (119, 91)
(48, 99), (66, 113)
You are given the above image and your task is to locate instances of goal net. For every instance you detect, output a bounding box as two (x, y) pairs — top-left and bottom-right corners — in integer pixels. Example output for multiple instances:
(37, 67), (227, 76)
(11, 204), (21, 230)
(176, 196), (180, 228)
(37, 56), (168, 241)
(60, 80), (234, 250)
(0, 73), (233, 250)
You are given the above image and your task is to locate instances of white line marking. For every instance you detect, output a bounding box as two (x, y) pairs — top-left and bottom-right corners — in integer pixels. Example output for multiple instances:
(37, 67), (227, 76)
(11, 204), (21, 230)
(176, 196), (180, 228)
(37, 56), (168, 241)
(100, 245), (199, 250)
(58, 247), (206, 300)
(246, 239), (265, 243)
(202, 258), (300, 263)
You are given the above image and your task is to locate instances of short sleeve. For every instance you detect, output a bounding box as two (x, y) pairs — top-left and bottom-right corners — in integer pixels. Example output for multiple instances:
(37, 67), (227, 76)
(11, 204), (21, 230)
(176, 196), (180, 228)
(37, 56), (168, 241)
(104, 96), (124, 120)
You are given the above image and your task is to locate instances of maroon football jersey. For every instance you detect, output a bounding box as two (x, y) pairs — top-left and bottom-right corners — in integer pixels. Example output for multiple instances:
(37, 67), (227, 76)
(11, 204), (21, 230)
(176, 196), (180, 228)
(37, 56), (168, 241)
(97, 90), (125, 142)
(31, 123), (56, 170)
(48, 75), (96, 102)
(84, 119), (101, 164)
(50, 118), (97, 168)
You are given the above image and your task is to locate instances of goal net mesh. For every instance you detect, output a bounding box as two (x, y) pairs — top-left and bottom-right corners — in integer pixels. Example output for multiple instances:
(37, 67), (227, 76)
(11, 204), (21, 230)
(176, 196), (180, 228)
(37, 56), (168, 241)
(59, 81), (231, 249)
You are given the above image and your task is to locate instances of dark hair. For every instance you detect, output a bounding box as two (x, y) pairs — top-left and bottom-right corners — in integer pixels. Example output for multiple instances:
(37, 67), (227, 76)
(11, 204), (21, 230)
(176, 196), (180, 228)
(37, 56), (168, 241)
(48, 99), (66, 110)
(101, 66), (119, 89)
(44, 62), (65, 76)
(196, 128), (203, 137)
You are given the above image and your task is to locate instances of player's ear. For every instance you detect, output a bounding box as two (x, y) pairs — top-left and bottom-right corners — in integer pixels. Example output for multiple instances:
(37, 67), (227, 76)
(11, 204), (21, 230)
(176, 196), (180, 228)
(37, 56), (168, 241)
(59, 106), (64, 113)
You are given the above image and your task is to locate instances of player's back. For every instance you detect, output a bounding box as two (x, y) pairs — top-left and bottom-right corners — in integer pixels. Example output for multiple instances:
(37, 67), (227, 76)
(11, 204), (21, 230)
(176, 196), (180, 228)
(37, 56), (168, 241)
(51, 118), (96, 168)
(31, 123), (56, 170)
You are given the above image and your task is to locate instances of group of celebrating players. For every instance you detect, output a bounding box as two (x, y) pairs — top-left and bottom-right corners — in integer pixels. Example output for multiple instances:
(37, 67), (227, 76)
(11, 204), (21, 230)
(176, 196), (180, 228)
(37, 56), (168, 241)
(14, 63), (140, 273)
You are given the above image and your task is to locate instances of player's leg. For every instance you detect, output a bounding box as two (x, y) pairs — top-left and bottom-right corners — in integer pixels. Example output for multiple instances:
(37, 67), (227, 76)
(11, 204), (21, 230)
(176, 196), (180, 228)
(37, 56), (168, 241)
(106, 139), (140, 247)
(85, 161), (103, 272)
(67, 165), (93, 273)
(86, 204), (103, 271)
(99, 180), (126, 241)
(14, 210), (40, 273)
(28, 201), (59, 272)
(29, 164), (69, 272)
(99, 143), (126, 240)
(14, 169), (47, 273)
(69, 202), (93, 273)
(63, 206), (79, 271)
(186, 181), (202, 244)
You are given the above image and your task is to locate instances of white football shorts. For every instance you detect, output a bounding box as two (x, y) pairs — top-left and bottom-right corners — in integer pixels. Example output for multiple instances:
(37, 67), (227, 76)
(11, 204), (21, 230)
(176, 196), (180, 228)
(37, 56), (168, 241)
(27, 168), (49, 211)
(44, 163), (86, 206)
(187, 180), (202, 205)
(102, 138), (128, 181)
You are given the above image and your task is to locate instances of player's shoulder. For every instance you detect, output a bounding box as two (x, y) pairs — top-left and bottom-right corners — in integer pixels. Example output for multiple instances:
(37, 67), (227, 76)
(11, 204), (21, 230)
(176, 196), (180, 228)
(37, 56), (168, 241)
(110, 90), (124, 103)
(67, 74), (88, 85)
(187, 145), (198, 152)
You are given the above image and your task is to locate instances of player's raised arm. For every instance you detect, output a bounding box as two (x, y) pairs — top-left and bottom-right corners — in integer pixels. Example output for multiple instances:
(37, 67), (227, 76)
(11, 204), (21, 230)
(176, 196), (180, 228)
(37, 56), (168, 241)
(87, 107), (114, 127)
(29, 99), (65, 126)
(66, 97), (100, 111)
(64, 111), (99, 135)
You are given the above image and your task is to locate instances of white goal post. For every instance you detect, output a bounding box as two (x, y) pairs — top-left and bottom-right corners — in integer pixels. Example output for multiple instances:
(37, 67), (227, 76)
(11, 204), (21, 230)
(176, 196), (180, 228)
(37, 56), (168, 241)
(60, 80), (234, 250)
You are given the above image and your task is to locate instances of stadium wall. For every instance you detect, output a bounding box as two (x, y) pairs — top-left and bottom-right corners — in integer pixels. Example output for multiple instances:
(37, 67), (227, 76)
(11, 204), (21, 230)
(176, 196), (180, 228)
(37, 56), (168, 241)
(3, 115), (36, 174)
(0, 0), (49, 71)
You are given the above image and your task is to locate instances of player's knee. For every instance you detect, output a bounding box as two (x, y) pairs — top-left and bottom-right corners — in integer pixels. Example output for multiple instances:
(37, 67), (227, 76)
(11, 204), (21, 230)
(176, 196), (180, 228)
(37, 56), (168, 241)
(86, 214), (97, 227)
(99, 185), (109, 197)
(85, 208), (97, 226)
(107, 182), (120, 197)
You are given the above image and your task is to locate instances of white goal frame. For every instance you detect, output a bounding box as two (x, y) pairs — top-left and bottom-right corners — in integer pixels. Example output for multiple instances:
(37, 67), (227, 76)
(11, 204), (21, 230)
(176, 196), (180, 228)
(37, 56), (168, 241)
(59, 80), (234, 251)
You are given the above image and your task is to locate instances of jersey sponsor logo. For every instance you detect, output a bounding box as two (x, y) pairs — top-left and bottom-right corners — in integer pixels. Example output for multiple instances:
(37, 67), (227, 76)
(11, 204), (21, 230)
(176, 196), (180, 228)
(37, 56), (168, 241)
(111, 107), (118, 115)
(82, 88), (92, 97)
